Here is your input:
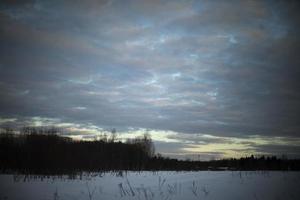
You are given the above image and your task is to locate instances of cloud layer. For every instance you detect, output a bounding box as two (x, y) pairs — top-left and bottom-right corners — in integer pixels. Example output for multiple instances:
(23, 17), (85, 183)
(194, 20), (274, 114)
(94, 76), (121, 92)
(1, 0), (300, 159)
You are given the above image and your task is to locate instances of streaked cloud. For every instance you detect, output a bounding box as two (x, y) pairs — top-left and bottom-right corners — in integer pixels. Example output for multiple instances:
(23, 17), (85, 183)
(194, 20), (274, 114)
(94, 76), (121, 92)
(1, 0), (300, 159)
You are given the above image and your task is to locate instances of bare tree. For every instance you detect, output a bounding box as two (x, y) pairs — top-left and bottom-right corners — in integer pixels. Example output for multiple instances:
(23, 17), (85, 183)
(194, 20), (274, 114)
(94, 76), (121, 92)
(141, 132), (155, 157)
(109, 128), (117, 143)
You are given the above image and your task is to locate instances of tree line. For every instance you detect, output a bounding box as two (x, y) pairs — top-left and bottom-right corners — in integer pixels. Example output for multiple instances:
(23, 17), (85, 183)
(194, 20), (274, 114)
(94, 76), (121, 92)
(0, 127), (299, 174)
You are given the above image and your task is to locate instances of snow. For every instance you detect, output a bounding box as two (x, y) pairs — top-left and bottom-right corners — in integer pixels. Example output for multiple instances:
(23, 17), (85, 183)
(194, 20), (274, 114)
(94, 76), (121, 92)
(0, 171), (299, 200)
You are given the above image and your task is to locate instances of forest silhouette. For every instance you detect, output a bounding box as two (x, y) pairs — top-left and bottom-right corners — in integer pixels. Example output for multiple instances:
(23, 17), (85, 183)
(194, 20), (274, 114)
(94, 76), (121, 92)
(0, 127), (299, 174)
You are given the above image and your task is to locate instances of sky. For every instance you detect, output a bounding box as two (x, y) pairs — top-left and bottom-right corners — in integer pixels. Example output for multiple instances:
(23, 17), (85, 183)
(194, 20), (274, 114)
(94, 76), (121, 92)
(0, 0), (300, 160)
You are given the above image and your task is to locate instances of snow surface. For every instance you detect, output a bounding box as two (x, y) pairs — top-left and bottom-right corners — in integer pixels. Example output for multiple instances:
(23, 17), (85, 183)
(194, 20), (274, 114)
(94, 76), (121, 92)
(0, 171), (299, 200)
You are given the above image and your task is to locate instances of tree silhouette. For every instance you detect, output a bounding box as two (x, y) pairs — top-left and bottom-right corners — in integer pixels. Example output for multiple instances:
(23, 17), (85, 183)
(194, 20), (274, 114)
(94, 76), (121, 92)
(0, 126), (299, 174)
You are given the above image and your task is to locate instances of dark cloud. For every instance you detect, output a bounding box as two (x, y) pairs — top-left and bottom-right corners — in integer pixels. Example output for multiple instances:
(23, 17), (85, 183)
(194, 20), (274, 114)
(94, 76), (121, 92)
(253, 144), (300, 159)
(0, 0), (35, 6)
(0, 0), (300, 158)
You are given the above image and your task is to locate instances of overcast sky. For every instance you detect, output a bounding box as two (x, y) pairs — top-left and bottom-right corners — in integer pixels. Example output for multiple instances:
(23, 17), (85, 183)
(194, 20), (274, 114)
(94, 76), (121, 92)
(1, 0), (300, 160)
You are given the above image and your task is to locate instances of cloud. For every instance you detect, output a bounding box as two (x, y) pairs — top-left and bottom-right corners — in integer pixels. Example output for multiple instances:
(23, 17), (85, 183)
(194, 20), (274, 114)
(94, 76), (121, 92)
(1, 0), (300, 158)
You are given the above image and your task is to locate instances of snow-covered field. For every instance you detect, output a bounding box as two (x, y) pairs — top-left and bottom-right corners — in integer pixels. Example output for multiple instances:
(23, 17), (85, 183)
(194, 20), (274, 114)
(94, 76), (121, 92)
(0, 171), (299, 200)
